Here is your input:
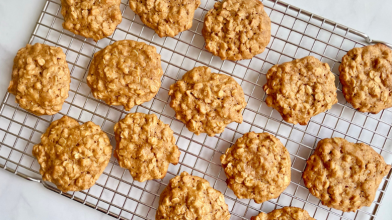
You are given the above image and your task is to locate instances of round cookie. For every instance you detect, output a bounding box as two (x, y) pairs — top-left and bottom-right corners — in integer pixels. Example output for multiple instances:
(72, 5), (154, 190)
(32, 116), (112, 192)
(129, 0), (200, 37)
(303, 137), (391, 212)
(339, 44), (392, 114)
(113, 113), (180, 182)
(87, 40), (163, 111)
(202, 0), (271, 61)
(60, 0), (122, 41)
(263, 56), (338, 125)
(220, 132), (291, 203)
(251, 207), (315, 220)
(168, 66), (247, 136)
(156, 171), (231, 220)
(8, 43), (70, 116)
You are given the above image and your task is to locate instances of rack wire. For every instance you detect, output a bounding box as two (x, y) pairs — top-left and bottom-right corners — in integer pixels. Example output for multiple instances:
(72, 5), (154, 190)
(1, 0), (392, 219)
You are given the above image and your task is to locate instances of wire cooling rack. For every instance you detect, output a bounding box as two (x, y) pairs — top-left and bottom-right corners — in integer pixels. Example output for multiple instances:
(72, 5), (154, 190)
(1, 0), (392, 219)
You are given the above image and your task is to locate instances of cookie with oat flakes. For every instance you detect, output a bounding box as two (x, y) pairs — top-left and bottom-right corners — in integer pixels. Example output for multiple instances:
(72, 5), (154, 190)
(60, 0), (122, 41)
(32, 116), (112, 192)
(202, 0), (271, 60)
(113, 113), (180, 182)
(156, 171), (231, 220)
(87, 40), (163, 111)
(251, 207), (315, 220)
(339, 44), (392, 114)
(220, 132), (291, 203)
(8, 43), (70, 116)
(263, 56), (338, 125)
(303, 137), (391, 212)
(129, 0), (200, 37)
(168, 66), (247, 136)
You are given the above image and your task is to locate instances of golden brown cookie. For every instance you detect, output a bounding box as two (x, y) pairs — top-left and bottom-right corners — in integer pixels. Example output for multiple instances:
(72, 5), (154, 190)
(32, 116), (112, 192)
(113, 113), (180, 182)
(87, 40), (163, 111)
(303, 137), (391, 212)
(156, 171), (231, 220)
(339, 44), (392, 114)
(251, 207), (315, 220)
(8, 43), (70, 116)
(263, 56), (338, 125)
(60, 0), (122, 41)
(129, 0), (200, 37)
(168, 66), (247, 136)
(220, 132), (291, 203)
(202, 0), (271, 61)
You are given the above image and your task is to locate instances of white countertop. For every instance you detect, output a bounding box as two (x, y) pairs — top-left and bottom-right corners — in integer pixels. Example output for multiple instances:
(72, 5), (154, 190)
(0, 0), (391, 219)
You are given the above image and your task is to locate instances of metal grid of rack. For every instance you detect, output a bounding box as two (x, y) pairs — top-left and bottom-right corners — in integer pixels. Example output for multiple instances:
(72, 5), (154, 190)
(1, 0), (392, 219)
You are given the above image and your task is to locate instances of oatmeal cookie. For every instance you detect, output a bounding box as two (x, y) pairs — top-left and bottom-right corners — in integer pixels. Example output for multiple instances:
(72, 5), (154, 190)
(113, 113), (180, 182)
(60, 0), (122, 41)
(251, 207), (315, 220)
(202, 0), (271, 61)
(87, 40), (163, 111)
(129, 0), (200, 37)
(303, 137), (391, 212)
(156, 171), (231, 220)
(220, 132), (291, 203)
(8, 43), (70, 116)
(263, 56), (338, 125)
(339, 44), (392, 114)
(32, 116), (112, 192)
(168, 66), (247, 136)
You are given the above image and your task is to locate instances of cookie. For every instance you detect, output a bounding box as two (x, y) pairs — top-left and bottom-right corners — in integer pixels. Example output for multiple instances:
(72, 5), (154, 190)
(113, 113), (180, 182)
(60, 0), (122, 41)
(168, 66), (247, 136)
(87, 40), (163, 111)
(202, 0), (271, 61)
(263, 56), (338, 125)
(8, 43), (70, 116)
(32, 116), (112, 192)
(339, 44), (392, 114)
(303, 137), (391, 212)
(156, 171), (231, 220)
(251, 207), (315, 220)
(129, 0), (200, 37)
(220, 132), (291, 203)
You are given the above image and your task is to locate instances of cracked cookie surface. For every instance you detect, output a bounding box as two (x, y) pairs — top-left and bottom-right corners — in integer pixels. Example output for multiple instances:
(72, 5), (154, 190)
(339, 44), (392, 114)
(32, 116), (112, 192)
(263, 56), (338, 125)
(168, 66), (246, 136)
(303, 137), (391, 212)
(156, 171), (231, 220)
(202, 0), (271, 60)
(87, 40), (162, 111)
(113, 113), (180, 182)
(251, 207), (315, 220)
(220, 132), (291, 203)
(60, 0), (122, 41)
(129, 0), (200, 37)
(8, 43), (70, 116)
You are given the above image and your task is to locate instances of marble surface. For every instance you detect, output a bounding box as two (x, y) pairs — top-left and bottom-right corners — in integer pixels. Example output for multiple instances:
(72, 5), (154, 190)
(0, 0), (391, 219)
